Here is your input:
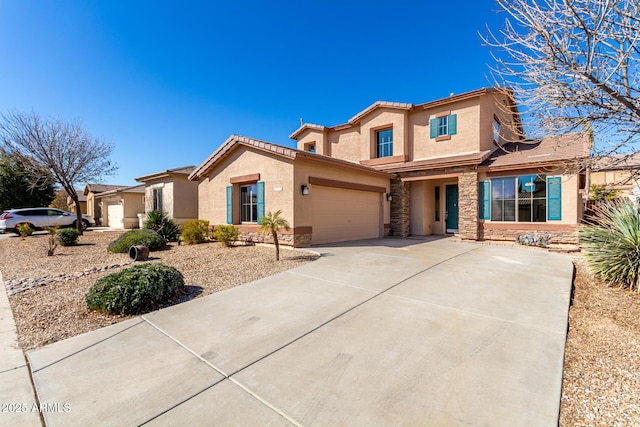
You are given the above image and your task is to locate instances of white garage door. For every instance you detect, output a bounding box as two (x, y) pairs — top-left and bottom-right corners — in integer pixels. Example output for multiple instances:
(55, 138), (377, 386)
(107, 203), (124, 229)
(310, 186), (382, 245)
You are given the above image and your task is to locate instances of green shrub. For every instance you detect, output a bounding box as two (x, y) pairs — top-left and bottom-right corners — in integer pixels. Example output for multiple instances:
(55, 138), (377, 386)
(57, 227), (79, 246)
(213, 224), (239, 247)
(17, 222), (34, 237)
(579, 198), (640, 292)
(107, 229), (166, 253)
(181, 219), (210, 244)
(144, 210), (181, 242)
(86, 263), (185, 314)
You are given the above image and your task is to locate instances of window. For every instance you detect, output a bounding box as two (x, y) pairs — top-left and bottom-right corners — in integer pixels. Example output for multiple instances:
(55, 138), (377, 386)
(305, 142), (316, 153)
(493, 116), (500, 143)
(487, 175), (547, 222)
(437, 116), (448, 136)
(376, 129), (393, 158)
(152, 188), (163, 212)
(240, 184), (258, 223)
(430, 114), (457, 138)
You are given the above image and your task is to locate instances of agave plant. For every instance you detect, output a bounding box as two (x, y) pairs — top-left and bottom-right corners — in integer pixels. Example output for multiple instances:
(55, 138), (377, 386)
(579, 198), (640, 292)
(144, 210), (180, 242)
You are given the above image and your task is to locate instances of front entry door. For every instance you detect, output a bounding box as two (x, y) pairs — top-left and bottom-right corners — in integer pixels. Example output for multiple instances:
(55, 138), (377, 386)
(445, 184), (459, 233)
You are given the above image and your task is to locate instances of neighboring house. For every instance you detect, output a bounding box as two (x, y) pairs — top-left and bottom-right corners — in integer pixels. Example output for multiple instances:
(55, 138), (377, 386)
(93, 185), (145, 229)
(190, 87), (589, 246)
(84, 184), (129, 226)
(67, 190), (87, 214)
(135, 166), (199, 225)
(589, 153), (640, 199)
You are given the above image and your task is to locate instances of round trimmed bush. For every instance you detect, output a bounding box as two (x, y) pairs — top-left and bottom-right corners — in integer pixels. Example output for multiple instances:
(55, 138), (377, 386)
(85, 263), (185, 314)
(107, 229), (166, 253)
(181, 219), (210, 244)
(57, 227), (79, 246)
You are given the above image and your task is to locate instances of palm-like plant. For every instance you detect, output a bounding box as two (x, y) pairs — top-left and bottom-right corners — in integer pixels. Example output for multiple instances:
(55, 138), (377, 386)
(258, 210), (290, 261)
(579, 198), (640, 292)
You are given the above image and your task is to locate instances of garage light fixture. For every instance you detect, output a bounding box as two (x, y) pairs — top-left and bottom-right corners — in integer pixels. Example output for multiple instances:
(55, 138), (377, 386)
(301, 184), (310, 195)
(386, 193), (393, 202)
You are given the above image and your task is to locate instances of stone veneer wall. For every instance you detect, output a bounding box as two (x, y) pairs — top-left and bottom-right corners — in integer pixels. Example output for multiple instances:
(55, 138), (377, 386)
(458, 171), (479, 240)
(232, 225), (312, 248)
(478, 225), (579, 244)
(390, 178), (410, 237)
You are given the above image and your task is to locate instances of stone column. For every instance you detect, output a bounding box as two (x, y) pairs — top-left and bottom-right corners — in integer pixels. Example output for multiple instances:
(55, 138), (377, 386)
(458, 171), (479, 240)
(390, 178), (410, 237)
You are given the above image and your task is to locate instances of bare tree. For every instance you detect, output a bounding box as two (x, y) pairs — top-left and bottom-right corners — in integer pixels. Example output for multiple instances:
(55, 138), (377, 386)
(0, 111), (117, 234)
(484, 0), (640, 164)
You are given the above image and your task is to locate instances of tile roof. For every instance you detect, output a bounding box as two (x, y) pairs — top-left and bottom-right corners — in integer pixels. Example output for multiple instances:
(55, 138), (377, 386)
(479, 133), (590, 171)
(94, 184), (145, 198)
(288, 123), (326, 139)
(189, 134), (393, 181)
(83, 184), (128, 195)
(591, 152), (640, 171)
(135, 166), (196, 182)
(379, 151), (493, 173)
(289, 88), (507, 140)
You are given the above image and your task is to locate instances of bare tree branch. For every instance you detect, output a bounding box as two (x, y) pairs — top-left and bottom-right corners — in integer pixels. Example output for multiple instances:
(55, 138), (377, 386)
(0, 111), (117, 234)
(482, 0), (640, 161)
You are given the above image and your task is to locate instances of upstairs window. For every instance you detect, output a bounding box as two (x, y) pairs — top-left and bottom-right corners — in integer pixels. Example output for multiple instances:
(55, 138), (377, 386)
(304, 142), (316, 153)
(376, 129), (393, 158)
(430, 113), (457, 140)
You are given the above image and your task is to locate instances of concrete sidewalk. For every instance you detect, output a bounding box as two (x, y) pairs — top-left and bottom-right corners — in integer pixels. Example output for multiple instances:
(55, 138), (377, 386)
(7, 238), (574, 426)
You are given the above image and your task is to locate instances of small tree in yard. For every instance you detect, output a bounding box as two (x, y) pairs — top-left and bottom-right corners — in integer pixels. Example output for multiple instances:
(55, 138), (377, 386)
(258, 210), (290, 261)
(0, 111), (117, 234)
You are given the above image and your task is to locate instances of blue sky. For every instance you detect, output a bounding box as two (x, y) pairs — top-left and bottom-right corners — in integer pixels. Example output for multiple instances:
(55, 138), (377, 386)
(0, 1), (506, 186)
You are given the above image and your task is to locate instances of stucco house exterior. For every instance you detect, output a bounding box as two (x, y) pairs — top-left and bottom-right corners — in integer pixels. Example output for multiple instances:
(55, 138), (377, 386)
(93, 185), (145, 229)
(67, 190), (87, 214)
(135, 166), (199, 225)
(589, 153), (640, 200)
(83, 184), (128, 226)
(191, 88), (589, 246)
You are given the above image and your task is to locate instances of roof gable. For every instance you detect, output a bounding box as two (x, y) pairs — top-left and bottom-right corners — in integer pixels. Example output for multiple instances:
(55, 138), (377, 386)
(479, 133), (590, 171)
(135, 166), (196, 182)
(190, 134), (393, 181)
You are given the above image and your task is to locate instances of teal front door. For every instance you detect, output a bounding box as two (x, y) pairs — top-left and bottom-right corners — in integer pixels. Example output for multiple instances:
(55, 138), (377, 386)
(445, 184), (459, 233)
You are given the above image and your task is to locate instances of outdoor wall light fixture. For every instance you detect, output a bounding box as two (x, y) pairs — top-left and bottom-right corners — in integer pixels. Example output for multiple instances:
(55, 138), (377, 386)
(301, 184), (310, 195)
(386, 193), (393, 202)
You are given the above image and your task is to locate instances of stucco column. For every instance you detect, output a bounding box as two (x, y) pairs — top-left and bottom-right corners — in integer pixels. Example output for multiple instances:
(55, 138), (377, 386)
(390, 178), (410, 237)
(458, 171), (479, 240)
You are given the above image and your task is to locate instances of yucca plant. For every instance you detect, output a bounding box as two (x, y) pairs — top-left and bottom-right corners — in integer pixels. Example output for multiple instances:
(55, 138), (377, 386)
(579, 198), (640, 292)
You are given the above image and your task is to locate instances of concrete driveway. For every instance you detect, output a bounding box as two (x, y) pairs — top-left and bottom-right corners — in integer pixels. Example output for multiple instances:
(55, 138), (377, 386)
(21, 238), (573, 426)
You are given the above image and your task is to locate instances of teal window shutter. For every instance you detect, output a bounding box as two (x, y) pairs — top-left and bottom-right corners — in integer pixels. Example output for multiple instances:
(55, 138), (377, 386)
(479, 181), (491, 220)
(547, 177), (562, 220)
(448, 114), (457, 135)
(226, 185), (232, 224)
(257, 181), (265, 224)
(430, 118), (438, 138)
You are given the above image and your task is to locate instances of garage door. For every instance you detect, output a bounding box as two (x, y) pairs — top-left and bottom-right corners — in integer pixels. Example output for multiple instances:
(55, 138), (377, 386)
(107, 203), (124, 229)
(310, 186), (382, 245)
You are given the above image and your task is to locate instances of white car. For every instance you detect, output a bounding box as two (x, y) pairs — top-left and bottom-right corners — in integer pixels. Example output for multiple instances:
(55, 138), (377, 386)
(0, 208), (95, 233)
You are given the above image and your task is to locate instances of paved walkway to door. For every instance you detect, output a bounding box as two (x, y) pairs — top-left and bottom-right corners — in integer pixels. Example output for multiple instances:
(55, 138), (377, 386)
(3, 238), (574, 426)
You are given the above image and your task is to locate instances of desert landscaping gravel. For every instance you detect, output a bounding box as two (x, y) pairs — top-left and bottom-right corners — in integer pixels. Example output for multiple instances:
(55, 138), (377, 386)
(2, 231), (639, 424)
(0, 230), (318, 351)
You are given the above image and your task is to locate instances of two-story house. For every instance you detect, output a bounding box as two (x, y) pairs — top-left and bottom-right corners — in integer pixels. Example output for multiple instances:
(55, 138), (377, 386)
(190, 88), (589, 246)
